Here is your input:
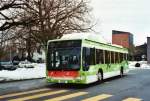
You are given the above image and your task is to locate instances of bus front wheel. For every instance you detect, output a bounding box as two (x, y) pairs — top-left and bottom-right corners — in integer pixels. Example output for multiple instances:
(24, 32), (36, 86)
(97, 70), (103, 82)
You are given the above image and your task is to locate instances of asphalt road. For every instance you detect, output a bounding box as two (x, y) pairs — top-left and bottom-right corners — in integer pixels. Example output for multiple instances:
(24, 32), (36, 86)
(0, 69), (150, 101)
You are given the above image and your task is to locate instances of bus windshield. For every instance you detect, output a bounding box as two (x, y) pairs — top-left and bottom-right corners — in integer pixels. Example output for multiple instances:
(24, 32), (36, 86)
(47, 40), (81, 70)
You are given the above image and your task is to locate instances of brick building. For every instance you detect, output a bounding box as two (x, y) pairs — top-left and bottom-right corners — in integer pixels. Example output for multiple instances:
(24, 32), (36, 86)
(112, 30), (133, 48)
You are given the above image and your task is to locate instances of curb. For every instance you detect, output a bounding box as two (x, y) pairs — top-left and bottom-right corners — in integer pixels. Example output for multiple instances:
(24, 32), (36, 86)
(0, 77), (45, 83)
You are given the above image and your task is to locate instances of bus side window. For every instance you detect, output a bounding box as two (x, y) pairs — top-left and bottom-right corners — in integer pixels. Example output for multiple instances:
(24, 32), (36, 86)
(118, 52), (120, 63)
(111, 51), (115, 64)
(126, 54), (128, 60)
(105, 51), (108, 64)
(105, 51), (110, 64)
(96, 49), (100, 64)
(124, 53), (127, 60)
(103, 50), (105, 64)
(90, 48), (96, 65)
(83, 47), (90, 71)
(96, 49), (104, 64)
(115, 52), (119, 63)
(113, 51), (115, 63)
(100, 50), (104, 64)
(120, 53), (123, 62)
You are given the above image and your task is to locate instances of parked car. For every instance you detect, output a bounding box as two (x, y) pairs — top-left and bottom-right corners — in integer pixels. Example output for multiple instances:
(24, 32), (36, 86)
(12, 55), (20, 65)
(0, 64), (3, 70)
(0, 62), (17, 71)
(19, 60), (36, 68)
(12, 60), (20, 65)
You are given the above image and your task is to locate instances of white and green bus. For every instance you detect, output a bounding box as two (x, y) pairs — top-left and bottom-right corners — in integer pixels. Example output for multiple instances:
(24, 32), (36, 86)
(46, 33), (129, 84)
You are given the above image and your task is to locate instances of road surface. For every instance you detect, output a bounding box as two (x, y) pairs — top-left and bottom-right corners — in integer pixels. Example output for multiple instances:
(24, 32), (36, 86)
(0, 69), (150, 101)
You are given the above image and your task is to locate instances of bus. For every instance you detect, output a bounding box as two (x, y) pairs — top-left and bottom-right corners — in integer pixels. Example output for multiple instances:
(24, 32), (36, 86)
(46, 33), (129, 84)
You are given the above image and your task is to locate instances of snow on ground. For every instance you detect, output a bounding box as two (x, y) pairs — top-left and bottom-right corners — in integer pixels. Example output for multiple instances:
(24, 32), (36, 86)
(0, 63), (46, 82)
(0, 61), (150, 82)
(129, 61), (150, 69)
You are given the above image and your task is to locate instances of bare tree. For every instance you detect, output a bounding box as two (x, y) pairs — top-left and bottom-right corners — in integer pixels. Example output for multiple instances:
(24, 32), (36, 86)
(0, 0), (29, 31)
(0, 0), (25, 61)
(0, 0), (93, 61)
(0, 31), (5, 63)
(22, 0), (93, 46)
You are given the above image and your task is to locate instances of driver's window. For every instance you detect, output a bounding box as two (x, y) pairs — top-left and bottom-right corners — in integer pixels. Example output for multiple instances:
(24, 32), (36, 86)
(73, 56), (78, 64)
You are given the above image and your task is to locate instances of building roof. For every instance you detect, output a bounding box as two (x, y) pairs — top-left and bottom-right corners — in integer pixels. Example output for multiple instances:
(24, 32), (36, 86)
(112, 30), (132, 35)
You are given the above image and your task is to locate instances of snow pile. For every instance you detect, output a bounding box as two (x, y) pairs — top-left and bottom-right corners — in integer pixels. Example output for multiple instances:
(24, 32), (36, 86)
(0, 63), (46, 82)
(0, 78), (5, 81)
(129, 61), (138, 69)
(129, 61), (150, 69)
(141, 61), (150, 68)
(1, 61), (150, 82)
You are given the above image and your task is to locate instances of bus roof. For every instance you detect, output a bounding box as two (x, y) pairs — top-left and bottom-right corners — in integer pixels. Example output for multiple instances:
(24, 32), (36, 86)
(61, 33), (108, 44)
(48, 33), (108, 44)
(48, 33), (128, 53)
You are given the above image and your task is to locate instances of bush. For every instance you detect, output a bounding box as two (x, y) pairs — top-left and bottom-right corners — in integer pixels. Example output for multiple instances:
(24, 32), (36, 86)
(135, 63), (140, 67)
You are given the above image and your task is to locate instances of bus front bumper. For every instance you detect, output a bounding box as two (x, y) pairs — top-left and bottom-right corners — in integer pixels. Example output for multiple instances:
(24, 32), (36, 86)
(46, 76), (86, 84)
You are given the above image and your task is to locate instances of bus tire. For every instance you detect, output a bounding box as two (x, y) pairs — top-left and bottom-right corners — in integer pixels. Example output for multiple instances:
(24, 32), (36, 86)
(120, 67), (124, 77)
(97, 69), (103, 82)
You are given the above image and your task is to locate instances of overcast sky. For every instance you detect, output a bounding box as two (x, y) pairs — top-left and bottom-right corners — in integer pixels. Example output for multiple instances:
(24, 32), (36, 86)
(91, 0), (150, 46)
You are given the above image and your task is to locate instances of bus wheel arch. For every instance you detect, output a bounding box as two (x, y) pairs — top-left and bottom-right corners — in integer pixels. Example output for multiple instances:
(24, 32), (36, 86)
(97, 69), (103, 81)
(120, 66), (124, 77)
